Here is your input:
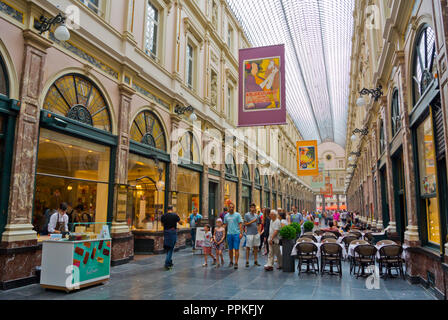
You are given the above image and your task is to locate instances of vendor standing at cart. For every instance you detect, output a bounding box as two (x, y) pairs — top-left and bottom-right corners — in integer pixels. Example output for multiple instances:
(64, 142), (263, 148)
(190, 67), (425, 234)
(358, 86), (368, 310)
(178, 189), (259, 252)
(47, 202), (69, 234)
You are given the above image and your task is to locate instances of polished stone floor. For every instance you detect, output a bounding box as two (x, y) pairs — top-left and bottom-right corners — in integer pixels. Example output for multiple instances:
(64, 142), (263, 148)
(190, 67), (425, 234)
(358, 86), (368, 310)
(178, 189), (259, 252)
(0, 248), (437, 300)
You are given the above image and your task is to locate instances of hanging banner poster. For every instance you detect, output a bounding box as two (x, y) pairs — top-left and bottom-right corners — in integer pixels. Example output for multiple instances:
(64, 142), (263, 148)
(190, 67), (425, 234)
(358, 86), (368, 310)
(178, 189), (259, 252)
(323, 184), (333, 198)
(297, 140), (319, 176)
(311, 162), (325, 188)
(238, 44), (286, 127)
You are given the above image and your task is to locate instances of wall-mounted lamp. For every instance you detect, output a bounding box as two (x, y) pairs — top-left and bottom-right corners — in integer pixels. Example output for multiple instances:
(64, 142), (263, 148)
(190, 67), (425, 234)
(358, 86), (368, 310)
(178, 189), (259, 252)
(352, 128), (369, 136)
(34, 13), (70, 41)
(174, 105), (197, 122)
(357, 85), (383, 106)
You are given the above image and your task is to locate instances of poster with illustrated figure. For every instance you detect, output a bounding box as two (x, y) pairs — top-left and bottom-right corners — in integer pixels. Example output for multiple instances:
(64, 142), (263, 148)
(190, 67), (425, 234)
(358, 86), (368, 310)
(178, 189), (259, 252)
(296, 140), (319, 176)
(238, 45), (286, 127)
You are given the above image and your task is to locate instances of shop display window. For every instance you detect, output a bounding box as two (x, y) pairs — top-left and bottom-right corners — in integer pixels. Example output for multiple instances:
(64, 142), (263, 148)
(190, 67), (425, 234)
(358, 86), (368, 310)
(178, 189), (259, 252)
(254, 189), (261, 212)
(416, 116), (440, 245)
(242, 185), (251, 214)
(177, 167), (200, 226)
(224, 180), (237, 210)
(127, 153), (166, 231)
(34, 129), (110, 235)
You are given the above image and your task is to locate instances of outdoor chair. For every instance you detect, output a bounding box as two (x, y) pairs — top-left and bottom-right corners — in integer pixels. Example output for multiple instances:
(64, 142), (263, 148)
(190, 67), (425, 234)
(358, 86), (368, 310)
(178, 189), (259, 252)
(349, 230), (362, 238)
(321, 238), (337, 243)
(329, 230), (342, 238)
(304, 232), (315, 236)
(353, 245), (377, 278)
(314, 230), (324, 236)
(320, 243), (343, 276)
(377, 245), (405, 280)
(377, 240), (396, 246)
(296, 242), (319, 275)
(297, 237), (313, 243)
(363, 231), (374, 243)
(322, 233), (337, 241)
(342, 235), (358, 260)
(300, 234), (317, 242)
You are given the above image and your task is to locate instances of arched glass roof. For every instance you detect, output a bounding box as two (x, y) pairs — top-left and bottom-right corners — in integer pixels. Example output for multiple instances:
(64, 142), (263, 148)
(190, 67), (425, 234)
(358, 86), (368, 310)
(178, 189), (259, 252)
(227, 0), (354, 146)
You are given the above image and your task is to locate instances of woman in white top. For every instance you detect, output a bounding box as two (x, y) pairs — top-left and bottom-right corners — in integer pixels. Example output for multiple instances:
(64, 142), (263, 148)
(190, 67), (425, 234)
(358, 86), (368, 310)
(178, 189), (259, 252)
(279, 210), (289, 227)
(48, 202), (69, 234)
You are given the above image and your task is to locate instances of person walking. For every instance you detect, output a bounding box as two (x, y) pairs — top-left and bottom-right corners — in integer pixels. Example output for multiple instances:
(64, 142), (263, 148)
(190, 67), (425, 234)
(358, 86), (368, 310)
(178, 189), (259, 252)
(223, 202), (243, 269)
(261, 207), (271, 256)
(290, 206), (303, 225)
(161, 205), (180, 270)
(189, 207), (202, 251)
(213, 219), (226, 267)
(264, 210), (282, 271)
(244, 203), (262, 267)
(202, 224), (217, 267)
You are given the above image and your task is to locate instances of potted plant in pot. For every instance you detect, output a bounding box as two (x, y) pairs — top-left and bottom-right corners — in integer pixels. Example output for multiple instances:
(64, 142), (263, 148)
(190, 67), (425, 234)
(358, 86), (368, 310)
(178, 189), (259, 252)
(279, 225), (297, 272)
(303, 221), (314, 234)
(290, 222), (302, 241)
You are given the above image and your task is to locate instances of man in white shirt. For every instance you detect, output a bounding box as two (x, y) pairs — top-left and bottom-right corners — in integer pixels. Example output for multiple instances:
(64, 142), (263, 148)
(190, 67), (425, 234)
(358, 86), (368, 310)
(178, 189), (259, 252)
(264, 210), (282, 271)
(48, 202), (69, 234)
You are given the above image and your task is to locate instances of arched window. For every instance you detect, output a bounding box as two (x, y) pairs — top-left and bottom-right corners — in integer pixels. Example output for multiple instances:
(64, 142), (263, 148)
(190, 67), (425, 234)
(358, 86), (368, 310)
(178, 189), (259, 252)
(242, 162), (250, 180)
(391, 89), (401, 137)
(272, 177), (276, 191)
(43, 74), (111, 132)
(413, 26), (437, 105)
(264, 175), (269, 188)
(255, 168), (261, 185)
(130, 110), (166, 151)
(178, 131), (200, 163)
(0, 55), (8, 96)
(225, 153), (236, 176)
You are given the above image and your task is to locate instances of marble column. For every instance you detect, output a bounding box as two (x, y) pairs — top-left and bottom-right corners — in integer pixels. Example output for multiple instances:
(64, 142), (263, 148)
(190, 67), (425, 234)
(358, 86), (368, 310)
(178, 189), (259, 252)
(0, 30), (52, 288)
(395, 53), (420, 245)
(110, 84), (135, 265)
(382, 102), (397, 233)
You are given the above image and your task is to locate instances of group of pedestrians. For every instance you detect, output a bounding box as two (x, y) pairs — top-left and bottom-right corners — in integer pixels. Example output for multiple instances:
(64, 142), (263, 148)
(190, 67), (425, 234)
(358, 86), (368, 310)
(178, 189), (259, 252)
(160, 201), (356, 271)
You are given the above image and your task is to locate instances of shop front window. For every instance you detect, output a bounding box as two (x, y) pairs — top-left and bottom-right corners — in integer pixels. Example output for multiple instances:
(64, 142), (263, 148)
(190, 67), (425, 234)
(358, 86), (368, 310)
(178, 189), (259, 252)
(0, 56), (7, 96)
(130, 110), (166, 151)
(264, 191), (270, 208)
(0, 116), (4, 192)
(34, 129), (110, 234)
(177, 167), (200, 226)
(242, 185), (251, 214)
(224, 180), (237, 209)
(128, 153), (166, 231)
(254, 189), (261, 212)
(417, 115), (440, 245)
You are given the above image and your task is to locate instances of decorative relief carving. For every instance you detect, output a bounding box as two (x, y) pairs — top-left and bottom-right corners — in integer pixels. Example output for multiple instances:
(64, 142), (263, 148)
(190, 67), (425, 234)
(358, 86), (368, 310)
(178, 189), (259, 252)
(210, 70), (217, 107)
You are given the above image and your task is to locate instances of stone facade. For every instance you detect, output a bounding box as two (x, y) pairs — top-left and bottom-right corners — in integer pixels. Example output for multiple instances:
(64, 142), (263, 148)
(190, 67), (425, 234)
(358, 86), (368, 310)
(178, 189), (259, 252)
(346, 0), (448, 299)
(0, 0), (315, 290)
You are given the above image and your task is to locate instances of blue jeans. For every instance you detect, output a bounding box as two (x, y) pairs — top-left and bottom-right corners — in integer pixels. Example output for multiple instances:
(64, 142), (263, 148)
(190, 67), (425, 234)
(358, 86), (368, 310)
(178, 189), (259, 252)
(191, 228), (197, 249)
(165, 247), (175, 267)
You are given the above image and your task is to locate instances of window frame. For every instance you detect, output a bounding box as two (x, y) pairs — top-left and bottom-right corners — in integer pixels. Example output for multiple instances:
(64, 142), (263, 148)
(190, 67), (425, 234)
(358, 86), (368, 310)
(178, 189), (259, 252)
(391, 89), (401, 138)
(144, 1), (160, 60)
(186, 42), (195, 89)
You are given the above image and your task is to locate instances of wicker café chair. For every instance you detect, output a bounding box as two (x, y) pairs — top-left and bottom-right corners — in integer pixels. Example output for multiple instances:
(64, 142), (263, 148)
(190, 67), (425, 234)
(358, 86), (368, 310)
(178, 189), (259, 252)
(296, 237), (313, 243)
(378, 245), (405, 279)
(320, 242), (343, 276)
(348, 232), (362, 239)
(353, 245), (377, 278)
(349, 230), (362, 238)
(314, 229), (324, 236)
(342, 235), (358, 261)
(300, 234), (317, 242)
(304, 232), (315, 236)
(377, 240), (397, 246)
(329, 230), (342, 238)
(348, 239), (369, 273)
(296, 242), (319, 275)
(322, 233), (337, 241)
(321, 237), (337, 244)
(363, 231), (374, 243)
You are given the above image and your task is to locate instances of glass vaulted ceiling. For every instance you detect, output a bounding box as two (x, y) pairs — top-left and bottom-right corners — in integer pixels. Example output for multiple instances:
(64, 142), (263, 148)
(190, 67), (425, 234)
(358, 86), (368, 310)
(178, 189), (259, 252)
(227, 0), (354, 147)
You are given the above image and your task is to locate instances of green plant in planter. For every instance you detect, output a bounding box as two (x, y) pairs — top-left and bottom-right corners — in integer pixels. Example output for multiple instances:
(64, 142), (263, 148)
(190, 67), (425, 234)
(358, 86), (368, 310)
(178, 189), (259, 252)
(279, 225), (297, 240)
(290, 222), (301, 236)
(303, 221), (314, 233)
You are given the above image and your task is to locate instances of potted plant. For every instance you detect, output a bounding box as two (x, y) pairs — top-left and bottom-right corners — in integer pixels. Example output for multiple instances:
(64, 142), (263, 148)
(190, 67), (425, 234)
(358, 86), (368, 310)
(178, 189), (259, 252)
(303, 221), (314, 233)
(290, 222), (301, 240)
(279, 225), (297, 272)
